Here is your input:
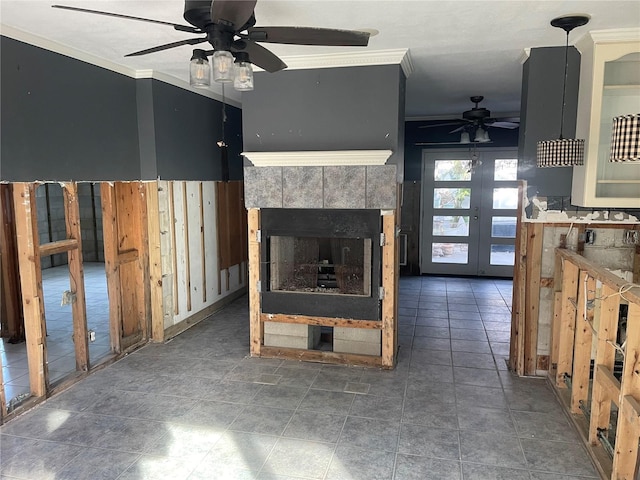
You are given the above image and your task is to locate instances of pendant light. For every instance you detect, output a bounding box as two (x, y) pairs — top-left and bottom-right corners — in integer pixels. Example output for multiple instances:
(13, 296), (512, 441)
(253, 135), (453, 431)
(536, 15), (590, 168)
(610, 113), (640, 162)
(189, 49), (210, 88)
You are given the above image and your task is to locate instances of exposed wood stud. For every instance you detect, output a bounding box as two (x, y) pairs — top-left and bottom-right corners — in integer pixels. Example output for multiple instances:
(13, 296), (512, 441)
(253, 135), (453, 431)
(101, 183), (122, 354)
(248, 208), (262, 356)
(260, 313), (382, 330)
(524, 223), (543, 375)
(556, 260), (579, 387)
(570, 272), (594, 414)
(12, 183), (48, 397)
(169, 182), (179, 316)
(182, 182), (192, 312)
(146, 181), (164, 342)
(381, 212), (397, 368)
(199, 182), (206, 303)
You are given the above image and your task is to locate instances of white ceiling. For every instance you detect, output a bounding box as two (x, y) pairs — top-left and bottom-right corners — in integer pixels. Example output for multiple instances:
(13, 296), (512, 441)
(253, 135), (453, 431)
(1, 1), (639, 119)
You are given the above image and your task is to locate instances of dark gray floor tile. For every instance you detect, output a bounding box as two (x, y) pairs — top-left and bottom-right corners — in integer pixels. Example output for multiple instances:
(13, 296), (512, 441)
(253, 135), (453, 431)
(283, 411), (346, 443)
(416, 316), (449, 327)
(350, 394), (404, 422)
(148, 423), (223, 460)
(409, 348), (452, 366)
(449, 319), (485, 330)
(461, 462), (530, 480)
(451, 339), (491, 354)
(359, 372), (408, 398)
(53, 447), (139, 480)
(206, 380), (262, 404)
(529, 472), (600, 480)
(311, 369), (363, 392)
(414, 326), (450, 338)
(447, 303), (479, 312)
(406, 379), (456, 402)
(408, 363), (455, 383)
(402, 397), (458, 429)
(394, 454), (462, 480)
(118, 455), (197, 480)
(412, 336), (452, 351)
(486, 330), (512, 342)
(398, 424), (459, 459)
(191, 431), (277, 475)
(453, 367), (502, 388)
(44, 411), (122, 447)
(173, 399), (241, 429)
(513, 410), (582, 442)
(456, 405), (515, 435)
(262, 437), (334, 479)
(450, 328), (487, 341)
(504, 387), (564, 413)
(250, 384), (307, 410)
(229, 405), (295, 435)
(455, 384), (507, 409)
(460, 430), (527, 468)
(299, 389), (355, 415)
(0, 439), (84, 478)
(326, 445), (395, 480)
(92, 417), (168, 453)
(452, 351), (496, 370)
(521, 439), (599, 477)
(339, 417), (400, 452)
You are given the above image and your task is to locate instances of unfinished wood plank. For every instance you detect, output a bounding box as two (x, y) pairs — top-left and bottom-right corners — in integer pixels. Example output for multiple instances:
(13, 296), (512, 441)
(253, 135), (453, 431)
(0, 183), (23, 342)
(62, 183), (89, 372)
(612, 302), (640, 479)
(116, 249), (138, 266)
(259, 346), (383, 368)
(540, 277), (554, 288)
(536, 355), (550, 371)
(524, 222), (543, 375)
(185, 182), (203, 312)
(0, 350), (6, 419)
(556, 259), (579, 387)
(634, 244), (640, 284)
(146, 181), (164, 342)
(182, 181), (192, 312)
(261, 313), (382, 330)
(199, 182), (206, 303)
(550, 291), (563, 380)
(38, 238), (78, 257)
(571, 272), (595, 414)
(589, 284), (621, 445)
(248, 208), (261, 356)
(595, 365), (621, 407)
(510, 220), (528, 375)
(202, 182), (217, 303)
(169, 182), (179, 316)
(12, 183), (48, 397)
(101, 183), (122, 353)
(381, 212), (397, 368)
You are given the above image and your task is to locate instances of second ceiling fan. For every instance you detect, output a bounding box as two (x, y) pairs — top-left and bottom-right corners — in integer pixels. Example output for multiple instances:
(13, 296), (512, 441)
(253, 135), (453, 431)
(417, 96), (519, 145)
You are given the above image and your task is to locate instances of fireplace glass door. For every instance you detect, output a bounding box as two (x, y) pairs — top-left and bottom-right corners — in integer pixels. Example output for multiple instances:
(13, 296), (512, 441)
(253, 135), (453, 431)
(270, 236), (372, 296)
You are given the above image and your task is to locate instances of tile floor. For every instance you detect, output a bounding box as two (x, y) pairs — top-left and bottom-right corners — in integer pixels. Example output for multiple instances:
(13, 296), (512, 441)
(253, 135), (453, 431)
(1, 263), (111, 405)
(0, 275), (599, 479)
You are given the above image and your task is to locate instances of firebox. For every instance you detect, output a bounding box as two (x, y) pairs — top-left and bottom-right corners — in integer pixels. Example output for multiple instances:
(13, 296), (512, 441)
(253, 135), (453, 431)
(260, 208), (381, 320)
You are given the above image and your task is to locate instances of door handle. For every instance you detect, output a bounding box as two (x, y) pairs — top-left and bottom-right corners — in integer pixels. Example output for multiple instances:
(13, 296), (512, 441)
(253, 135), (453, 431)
(474, 216), (478, 220)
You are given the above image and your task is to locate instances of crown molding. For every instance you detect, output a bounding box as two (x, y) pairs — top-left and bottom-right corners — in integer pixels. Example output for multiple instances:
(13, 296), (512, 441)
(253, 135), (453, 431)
(242, 150), (393, 167)
(265, 49), (414, 77)
(0, 24), (241, 107)
(588, 27), (640, 44)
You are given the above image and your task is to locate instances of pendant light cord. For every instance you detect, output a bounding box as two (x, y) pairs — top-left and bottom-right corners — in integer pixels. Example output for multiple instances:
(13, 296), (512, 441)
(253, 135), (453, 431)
(559, 29), (570, 140)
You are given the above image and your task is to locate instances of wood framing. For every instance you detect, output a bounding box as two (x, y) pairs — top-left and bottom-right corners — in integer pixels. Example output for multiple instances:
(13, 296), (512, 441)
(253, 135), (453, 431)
(524, 222), (543, 374)
(12, 183), (48, 397)
(0, 183), (23, 342)
(248, 208), (261, 356)
(550, 248), (640, 480)
(146, 181), (164, 342)
(381, 211), (397, 368)
(509, 181), (527, 374)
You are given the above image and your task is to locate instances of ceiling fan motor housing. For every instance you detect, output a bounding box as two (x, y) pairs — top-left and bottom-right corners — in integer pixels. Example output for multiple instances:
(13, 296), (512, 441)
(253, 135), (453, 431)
(183, 1), (213, 29)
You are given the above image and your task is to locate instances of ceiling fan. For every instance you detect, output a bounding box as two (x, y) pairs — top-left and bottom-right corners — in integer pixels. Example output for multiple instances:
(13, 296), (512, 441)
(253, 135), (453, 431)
(52, 0), (373, 89)
(416, 96), (519, 145)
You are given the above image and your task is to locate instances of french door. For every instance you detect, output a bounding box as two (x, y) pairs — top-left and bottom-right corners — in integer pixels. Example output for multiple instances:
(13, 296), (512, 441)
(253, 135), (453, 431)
(420, 148), (519, 277)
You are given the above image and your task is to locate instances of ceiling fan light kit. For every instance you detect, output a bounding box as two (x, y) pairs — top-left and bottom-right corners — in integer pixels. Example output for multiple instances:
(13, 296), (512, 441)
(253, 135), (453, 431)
(52, 1), (371, 93)
(536, 14), (590, 168)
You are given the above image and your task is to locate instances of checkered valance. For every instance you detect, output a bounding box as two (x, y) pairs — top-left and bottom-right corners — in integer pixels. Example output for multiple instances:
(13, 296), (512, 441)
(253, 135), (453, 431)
(536, 138), (585, 167)
(610, 114), (640, 162)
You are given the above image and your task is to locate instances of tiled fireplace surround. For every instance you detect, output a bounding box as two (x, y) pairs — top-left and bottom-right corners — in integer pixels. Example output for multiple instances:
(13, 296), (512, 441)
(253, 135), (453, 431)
(243, 160), (399, 358)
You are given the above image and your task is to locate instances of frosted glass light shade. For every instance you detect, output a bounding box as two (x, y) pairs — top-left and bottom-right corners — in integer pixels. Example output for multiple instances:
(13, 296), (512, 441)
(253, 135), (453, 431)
(233, 61), (254, 91)
(189, 49), (210, 88)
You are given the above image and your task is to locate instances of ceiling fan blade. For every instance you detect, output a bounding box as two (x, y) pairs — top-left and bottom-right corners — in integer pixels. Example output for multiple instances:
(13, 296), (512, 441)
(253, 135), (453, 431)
(125, 37), (208, 57)
(418, 121), (466, 129)
(211, 0), (257, 30)
(232, 40), (287, 73)
(247, 26), (370, 46)
(51, 5), (202, 33)
(486, 121), (520, 129)
(449, 126), (468, 134)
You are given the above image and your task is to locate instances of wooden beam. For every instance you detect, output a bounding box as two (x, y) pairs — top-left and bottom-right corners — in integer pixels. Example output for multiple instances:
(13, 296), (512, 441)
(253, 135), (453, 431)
(524, 223), (543, 375)
(100, 183), (122, 354)
(261, 313), (381, 330)
(116, 249), (138, 266)
(38, 238), (78, 257)
(556, 259), (579, 387)
(62, 183), (89, 373)
(260, 345), (383, 368)
(12, 183), (48, 397)
(595, 364), (621, 407)
(248, 208), (261, 356)
(612, 302), (640, 479)
(146, 181), (164, 342)
(589, 284), (620, 445)
(182, 182), (192, 312)
(381, 211), (397, 368)
(509, 218), (528, 375)
(0, 183), (23, 342)
(571, 272), (595, 414)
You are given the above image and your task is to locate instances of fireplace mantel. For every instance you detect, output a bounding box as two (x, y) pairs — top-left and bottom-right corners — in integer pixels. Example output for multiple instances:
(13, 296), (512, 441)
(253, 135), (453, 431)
(241, 150), (393, 167)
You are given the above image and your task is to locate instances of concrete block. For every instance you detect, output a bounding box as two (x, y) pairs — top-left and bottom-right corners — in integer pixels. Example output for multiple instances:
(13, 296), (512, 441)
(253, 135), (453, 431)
(264, 322), (321, 349)
(333, 339), (381, 356)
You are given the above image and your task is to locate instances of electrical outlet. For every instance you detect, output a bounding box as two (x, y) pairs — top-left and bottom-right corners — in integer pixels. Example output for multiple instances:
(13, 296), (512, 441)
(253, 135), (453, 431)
(623, 230), (639, 245)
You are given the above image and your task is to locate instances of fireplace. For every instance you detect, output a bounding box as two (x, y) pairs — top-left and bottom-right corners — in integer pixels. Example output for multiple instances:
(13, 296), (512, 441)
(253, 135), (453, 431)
(260, 208), (381, 320)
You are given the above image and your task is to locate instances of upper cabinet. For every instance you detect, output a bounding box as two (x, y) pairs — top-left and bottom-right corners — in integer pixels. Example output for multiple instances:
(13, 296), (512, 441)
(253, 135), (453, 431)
(572, 29), (640, 208)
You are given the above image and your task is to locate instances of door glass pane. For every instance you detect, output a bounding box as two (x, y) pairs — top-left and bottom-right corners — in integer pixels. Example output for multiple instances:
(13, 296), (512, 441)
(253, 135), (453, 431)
(432, 243), (468, 264)
(491, 216), (517, 238)
(434, 188), (471, 209)
(492, 188), (518, 209)
(433, 216), (469, 236)
(434, 160), (472, 181)
(490, 244), (515, 266)
(494, 159), (518, 180)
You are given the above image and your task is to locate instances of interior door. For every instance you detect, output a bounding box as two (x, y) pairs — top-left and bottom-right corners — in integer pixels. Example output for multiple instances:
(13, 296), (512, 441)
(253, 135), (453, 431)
(420, 148), (518, 277)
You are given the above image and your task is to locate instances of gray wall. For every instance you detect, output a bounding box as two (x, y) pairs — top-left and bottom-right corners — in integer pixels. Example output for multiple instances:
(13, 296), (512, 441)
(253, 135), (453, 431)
(1, 36), (243, 182)
(518, 46), (580, 201)
(242, 64), (406, 168)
